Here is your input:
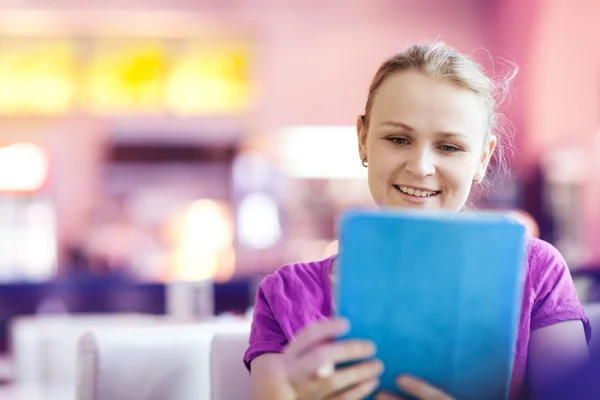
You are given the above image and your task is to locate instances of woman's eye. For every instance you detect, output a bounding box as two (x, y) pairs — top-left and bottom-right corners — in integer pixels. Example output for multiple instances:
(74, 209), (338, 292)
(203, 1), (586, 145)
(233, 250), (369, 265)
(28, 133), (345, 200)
(440, 144), (460, 152)
(388, 138), (408, 145)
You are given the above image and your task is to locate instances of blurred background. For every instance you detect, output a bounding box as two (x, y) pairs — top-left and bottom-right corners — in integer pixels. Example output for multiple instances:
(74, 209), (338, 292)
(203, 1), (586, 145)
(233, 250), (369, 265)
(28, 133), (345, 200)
(0, 0), (600, 396)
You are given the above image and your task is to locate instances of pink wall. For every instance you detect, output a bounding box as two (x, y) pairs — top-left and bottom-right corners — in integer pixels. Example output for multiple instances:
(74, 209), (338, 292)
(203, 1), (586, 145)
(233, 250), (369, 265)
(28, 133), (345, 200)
(5, 1), (598, 265)
(524, 0), (600, 262)
(0, 0), (488, 131)
(0, 1), (490, 249)
(485, 0), (540, 169)
(251, 4), (486, 135)
(526, 1), (600, 156)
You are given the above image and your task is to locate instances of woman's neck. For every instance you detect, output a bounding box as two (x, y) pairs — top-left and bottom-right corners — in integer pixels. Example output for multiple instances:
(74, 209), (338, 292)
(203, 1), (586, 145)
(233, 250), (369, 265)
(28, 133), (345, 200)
(329, 257), (337, 286)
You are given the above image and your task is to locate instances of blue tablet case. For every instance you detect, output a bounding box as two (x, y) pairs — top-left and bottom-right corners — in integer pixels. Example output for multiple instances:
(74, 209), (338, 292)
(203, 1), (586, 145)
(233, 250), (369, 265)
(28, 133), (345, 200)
(336, 210), (527, 400)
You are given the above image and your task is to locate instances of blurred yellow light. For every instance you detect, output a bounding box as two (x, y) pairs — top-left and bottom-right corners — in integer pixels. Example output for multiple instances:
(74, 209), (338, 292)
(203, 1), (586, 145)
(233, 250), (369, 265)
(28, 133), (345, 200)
(171, 199), (235, 281)
(214, 247), (235, 283)
(0, 40), (76, 114)
(166, 44), (252, 115)
(0, 143), (48, 192)
(84, 41), (166, 113)
(0, 37), (253, 116)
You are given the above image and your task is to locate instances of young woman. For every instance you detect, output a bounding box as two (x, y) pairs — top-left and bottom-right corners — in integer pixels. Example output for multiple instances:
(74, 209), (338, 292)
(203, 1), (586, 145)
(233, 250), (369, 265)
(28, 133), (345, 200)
(244, 42), (591, 400)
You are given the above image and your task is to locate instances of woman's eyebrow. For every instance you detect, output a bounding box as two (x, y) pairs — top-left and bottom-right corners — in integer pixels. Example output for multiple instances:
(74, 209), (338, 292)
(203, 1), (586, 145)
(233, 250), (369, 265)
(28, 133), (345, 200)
(379, 120), (468, 139)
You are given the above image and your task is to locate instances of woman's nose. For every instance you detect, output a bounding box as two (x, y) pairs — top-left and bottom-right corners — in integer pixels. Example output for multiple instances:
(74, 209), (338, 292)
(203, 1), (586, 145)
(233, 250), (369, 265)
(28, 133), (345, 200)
(404, 148), (436, 177)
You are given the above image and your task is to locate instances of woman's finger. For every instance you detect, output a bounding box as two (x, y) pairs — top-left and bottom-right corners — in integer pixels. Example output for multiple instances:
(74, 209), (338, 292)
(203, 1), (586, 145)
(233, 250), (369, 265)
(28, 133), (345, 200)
(293, 340), (376, 379)
(376, 393), (403, 400)
(285, 318), (349, 357)
(304, 360), (383, 397)
(328, 378), (380, 400)
(396, 376), (454, 400)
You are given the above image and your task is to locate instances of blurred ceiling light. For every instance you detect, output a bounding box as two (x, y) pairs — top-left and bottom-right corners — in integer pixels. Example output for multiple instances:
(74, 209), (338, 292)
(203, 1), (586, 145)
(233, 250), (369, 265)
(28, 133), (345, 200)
(277, 126), (367, 179)
(232, 152), (270, 192)
(0, 199), (56, 280)
(172, 199), (234, 281)
(0, 143), (49, 192)
(165, 45), (251, 115)
(85, 41), (166, 113)
(21, 202), (57, 280)
(0, 41), (75, 114)
(185, 200), (233, 250)
(213, 247), (236, 283)
(238, 192), (281, 249)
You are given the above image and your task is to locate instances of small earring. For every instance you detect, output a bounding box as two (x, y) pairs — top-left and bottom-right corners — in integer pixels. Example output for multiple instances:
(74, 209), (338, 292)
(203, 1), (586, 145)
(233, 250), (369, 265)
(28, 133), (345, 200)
(361, 157), (368, 168)
(474, 173), (481, 182)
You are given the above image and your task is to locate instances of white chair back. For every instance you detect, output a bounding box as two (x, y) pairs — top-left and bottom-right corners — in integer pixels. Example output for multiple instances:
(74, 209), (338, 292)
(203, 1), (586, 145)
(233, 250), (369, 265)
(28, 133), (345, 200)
(10, 313), (162, 384)
(210, 331), (251, 400)
(76, 319), (250, 400)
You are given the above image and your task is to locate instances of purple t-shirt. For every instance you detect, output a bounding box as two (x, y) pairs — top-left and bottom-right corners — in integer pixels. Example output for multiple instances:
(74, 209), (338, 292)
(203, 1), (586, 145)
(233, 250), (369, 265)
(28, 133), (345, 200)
(244, 237), (591, 400)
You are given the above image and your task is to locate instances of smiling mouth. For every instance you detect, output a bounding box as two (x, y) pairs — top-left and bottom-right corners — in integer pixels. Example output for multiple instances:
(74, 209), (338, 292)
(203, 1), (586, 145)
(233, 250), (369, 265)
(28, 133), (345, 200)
(393, 185), (441, 198)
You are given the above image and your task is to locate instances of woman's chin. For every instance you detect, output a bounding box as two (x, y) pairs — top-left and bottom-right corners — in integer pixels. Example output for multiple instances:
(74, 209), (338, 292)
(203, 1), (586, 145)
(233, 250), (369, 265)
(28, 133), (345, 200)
(387, 199), (440, 209)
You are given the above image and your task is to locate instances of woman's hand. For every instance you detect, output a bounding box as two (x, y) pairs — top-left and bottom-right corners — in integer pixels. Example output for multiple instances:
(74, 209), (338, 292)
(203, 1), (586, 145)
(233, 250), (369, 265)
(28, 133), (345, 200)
(376, 376), (454, 400)
(284, 318), (384, 399)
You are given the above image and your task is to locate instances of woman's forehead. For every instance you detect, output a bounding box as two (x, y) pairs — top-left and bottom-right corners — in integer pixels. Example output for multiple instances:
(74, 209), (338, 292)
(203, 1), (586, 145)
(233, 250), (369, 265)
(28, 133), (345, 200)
(370, 71), (488, 136)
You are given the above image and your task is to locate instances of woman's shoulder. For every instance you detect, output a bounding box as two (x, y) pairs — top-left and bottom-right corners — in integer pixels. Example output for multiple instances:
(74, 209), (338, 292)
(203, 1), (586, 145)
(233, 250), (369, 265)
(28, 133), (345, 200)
(258, 255), (336, 297)
(525, 237), (568, 275)
(526, 236), (563, 259)
(523, 237), (592, 343)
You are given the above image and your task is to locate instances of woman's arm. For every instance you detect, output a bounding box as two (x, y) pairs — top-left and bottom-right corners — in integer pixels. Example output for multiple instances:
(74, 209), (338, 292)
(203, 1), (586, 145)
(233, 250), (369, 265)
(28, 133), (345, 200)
(527, 320), (589, 395)
(249, 320), (382, 400)
(250, 354), (294, 400)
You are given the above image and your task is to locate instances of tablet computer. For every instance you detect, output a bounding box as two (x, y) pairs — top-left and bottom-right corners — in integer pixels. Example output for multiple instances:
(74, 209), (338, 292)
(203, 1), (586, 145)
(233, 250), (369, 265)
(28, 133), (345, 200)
(336, 210), (527, 400)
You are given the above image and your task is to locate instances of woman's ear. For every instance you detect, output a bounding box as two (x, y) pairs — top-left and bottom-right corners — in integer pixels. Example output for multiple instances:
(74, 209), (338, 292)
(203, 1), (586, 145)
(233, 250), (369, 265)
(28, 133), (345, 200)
(357, 115), (368, 162)
(476, 135), (497, 181)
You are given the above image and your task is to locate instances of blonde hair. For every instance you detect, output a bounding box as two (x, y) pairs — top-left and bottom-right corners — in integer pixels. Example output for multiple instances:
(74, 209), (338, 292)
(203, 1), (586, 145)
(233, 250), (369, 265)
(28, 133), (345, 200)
(362, 41), (518, 199)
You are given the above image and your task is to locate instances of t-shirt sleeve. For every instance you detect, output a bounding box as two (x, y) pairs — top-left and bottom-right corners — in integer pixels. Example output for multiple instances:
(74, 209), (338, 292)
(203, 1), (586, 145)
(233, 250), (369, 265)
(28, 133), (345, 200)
(243, 277), (288, 371)
(529, 239), (592, 343)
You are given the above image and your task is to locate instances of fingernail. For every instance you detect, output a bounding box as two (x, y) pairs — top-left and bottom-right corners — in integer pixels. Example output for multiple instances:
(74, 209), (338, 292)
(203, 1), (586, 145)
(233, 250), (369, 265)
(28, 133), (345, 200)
(336, 318), (350, 330)
(396, 375), (412, 387)
(365, 342), (376, 353)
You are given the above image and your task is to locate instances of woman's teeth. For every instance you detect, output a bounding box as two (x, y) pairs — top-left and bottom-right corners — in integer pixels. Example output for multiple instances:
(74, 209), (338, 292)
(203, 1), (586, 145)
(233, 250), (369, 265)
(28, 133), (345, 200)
(395, 185), (438, 197)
